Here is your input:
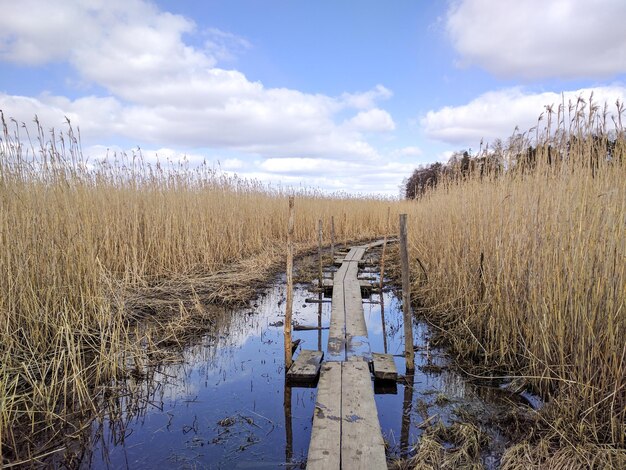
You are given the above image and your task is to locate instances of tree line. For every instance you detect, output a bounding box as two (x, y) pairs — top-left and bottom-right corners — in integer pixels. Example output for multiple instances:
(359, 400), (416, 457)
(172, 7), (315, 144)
(403, 133), (622, 199)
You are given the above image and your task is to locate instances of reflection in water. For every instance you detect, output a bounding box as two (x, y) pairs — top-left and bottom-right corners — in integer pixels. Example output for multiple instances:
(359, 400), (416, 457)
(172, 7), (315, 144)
(400, 374), (414, 458)
(80, 263), (523, 468)
(284, 383), (293, 464)
(317, 291), (323, 352)
(380, 294), (388, 354)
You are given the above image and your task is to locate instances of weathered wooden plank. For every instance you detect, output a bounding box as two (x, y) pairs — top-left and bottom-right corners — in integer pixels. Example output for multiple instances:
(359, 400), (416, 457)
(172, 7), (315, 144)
(330, 247), (372, 362)
(363, 238), (397, 250)
(341, 360), (387, 469)
(287, 350), (324, 381)
(307, 362), (342, 469)
(344, 269), (371, 361)
(372, 352), (398, 381)
(308, 241), (390, 469)
(327, 263), (347, 361)
(321, 278), (373, 291)
(333, 259), (365, 267)
(346, 247), (366, 262)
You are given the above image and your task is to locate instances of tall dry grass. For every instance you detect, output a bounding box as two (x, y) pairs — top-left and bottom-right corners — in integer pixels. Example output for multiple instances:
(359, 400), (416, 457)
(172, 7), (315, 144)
(406, 97), (625, 456)
(0, 113), (403, 463)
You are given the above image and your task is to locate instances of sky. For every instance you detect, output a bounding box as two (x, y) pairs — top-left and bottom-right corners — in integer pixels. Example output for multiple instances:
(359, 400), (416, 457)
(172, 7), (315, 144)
(1, 0), (625, 196)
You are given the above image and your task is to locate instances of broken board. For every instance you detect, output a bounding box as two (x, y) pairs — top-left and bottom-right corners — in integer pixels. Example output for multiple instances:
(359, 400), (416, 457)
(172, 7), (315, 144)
(287, 349), (324, 381)
(372, 352), (398, 381)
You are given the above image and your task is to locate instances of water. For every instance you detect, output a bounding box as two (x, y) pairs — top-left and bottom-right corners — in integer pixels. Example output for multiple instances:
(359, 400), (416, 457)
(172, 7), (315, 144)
(82, 262), (535, 469)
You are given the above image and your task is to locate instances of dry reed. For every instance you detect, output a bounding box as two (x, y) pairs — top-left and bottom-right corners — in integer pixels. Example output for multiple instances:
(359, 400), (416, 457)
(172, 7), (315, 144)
(0, 113), (404, 463)
(405, 96), (625, 460)
(1, 94), (624, 466)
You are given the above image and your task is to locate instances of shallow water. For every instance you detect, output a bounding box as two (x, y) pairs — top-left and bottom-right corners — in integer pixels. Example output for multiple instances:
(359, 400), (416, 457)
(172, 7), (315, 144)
(83, 262), (530, 469)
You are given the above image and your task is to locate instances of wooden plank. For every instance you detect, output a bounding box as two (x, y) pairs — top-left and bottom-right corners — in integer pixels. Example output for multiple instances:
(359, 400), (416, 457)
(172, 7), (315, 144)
(308, 241), (391, 469)
(347, 247), (366, 261)
(321, 279), (372, 290)
(333, 258), (366, 267)
(307, 362), (342, 469)
(287, 350), (324, 380)
(341, 360), (387, 469)
(372, 352), (398, 381)
(327, 263), (347, 361)
(344, 262), (371, 361)
(328, 245), (373, 362)
(363, 238), (397, 250)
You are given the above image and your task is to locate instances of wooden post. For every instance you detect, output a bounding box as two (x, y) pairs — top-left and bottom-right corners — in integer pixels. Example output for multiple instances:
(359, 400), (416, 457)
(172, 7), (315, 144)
(330, 216), (335, 261)
(379, 207), (391, 354)
(399, 214), (415, 371)
(343, 212), (347, 248)
(318, 219), (323, 288)
(379, 206), (391, 292)
(284, 196), (295, 371)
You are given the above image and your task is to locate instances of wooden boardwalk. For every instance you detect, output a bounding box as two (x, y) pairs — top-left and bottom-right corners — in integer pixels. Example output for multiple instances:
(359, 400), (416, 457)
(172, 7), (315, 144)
(307, 241), (391, 469)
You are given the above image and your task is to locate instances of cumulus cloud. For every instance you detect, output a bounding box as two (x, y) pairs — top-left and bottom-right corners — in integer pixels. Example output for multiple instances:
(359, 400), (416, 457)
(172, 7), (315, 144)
(447, 0), (626, 79)
(0, 0), (393, 163)
(422, 86), (626, 145)
(253, 157), (414, 195)
(393, 146), (423, 157)
(345, 108), (396, 132)
(340, 85), (393, 109)
(203, 27), (252, 62)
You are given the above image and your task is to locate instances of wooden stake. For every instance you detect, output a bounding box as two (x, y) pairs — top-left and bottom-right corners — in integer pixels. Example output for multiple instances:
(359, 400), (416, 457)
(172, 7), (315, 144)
(285, 196), (295, 371)
(330, 216), (335, 260)
(318, 219), (323, 288)
(343, 212), (347, 248)
(399, 213), (415, 371)
(379, 206), (391, 292)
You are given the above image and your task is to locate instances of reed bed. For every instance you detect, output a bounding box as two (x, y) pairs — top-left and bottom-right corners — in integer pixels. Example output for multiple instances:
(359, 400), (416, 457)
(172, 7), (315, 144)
(405, 98), (625, 461)
(1, 96), (624, 466)
(0, 114), (404, 463)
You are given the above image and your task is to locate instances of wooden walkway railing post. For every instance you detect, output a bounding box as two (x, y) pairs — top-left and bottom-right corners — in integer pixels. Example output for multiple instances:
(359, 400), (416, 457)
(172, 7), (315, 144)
(399, 214), (415, 371)
(284, 196), (295, 371)
(330, 216), (335, 260)
(318, 219), (323, 288)
(380, 206), (391, 292)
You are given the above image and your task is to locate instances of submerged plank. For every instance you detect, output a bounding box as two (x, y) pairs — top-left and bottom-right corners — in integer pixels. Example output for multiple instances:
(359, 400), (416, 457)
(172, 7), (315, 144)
(341, 360), (387, 469)
(307, 362), (342, 469)
(372, 352), (398, 381)
(287, 350), (324, 380)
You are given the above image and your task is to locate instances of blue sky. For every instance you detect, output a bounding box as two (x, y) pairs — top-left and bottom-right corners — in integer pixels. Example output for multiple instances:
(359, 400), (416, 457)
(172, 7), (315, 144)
(1, 0), (625, 195)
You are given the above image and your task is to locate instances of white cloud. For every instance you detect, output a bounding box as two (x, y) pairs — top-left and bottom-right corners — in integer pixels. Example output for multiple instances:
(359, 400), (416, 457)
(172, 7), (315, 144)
(0, 0), (394, 164)
(203, 27), (252, 62)
(340, 85), (393, 109)
(345, 108), (396, 132)
(422, 86), (626, 145)
(394, 146), (423, 157)
(220, 158), (245, 170)
(251, 157), (414, 195)
(447, 0), (626, 79)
